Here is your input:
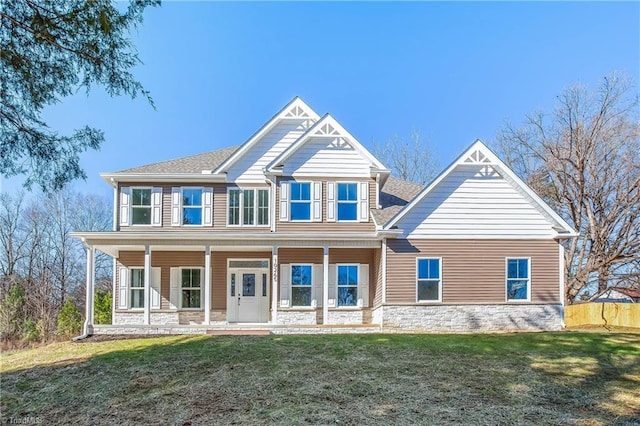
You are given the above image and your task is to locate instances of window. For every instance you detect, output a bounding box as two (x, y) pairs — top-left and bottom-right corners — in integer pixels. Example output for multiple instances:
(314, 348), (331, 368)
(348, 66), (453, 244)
(337, 183), (358, 221)
(291, 265), (312, 306)
(417, 258), (441, 302)
(182, 188), (203, 225)
(290, 182), (311, 221)
(228, 188), (269, 226)
(181, 268), (202, 308)
(131, 188), (152, 225)
(507, 258), (530, 301)
(130, 268), (145, 309)
(337, 265), (358, 307)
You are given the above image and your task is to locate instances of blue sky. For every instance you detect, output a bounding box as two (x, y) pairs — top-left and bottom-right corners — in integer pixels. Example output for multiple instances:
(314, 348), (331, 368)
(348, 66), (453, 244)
(2, 1), (638, 198)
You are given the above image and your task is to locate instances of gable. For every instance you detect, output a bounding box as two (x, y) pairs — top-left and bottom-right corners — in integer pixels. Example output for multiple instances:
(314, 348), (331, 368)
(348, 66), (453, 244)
(387, 140), (578, 239)
(267, 114), (389, 178)
(395, 164), (557, 238)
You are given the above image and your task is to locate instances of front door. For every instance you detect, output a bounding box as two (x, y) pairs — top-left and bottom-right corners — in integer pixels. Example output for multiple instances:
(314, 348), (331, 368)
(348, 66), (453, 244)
(227, 265), (269, 323)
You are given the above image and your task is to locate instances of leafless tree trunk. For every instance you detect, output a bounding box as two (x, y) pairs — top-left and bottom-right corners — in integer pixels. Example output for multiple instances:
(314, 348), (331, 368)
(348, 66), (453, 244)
(497, 73), (640, 303)
(372, 130), (440, 185)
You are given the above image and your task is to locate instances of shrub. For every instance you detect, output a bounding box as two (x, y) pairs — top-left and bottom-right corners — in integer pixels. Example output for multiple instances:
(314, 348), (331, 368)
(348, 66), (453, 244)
(0, 283), (26, 340)
(57, 299), (83, 338)
(94, 289), (112, 324)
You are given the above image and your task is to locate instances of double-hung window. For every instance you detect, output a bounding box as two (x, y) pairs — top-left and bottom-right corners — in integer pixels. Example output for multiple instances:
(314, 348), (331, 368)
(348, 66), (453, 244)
(337, 183), (358, 221)
(506, 258), (530, 301)
(291, 265), (312, 307)
(131, 188), (152, 225)
(228, 188), (269, 226)
(181, 268), (202, 308)
(290, 182), (311, 221)
(130, 268), (145, 309)
(337, 265), (358, 307)
(417, 258), (441, 302)
(182, 188), (203, 225)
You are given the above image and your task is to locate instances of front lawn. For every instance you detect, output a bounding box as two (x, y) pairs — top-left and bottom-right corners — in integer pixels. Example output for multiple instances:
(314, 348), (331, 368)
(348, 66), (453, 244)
(1, 332), (639, 425)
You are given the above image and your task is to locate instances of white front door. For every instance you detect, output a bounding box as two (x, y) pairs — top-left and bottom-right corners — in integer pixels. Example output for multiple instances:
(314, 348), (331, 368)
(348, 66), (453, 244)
(227, 265), (269, 323)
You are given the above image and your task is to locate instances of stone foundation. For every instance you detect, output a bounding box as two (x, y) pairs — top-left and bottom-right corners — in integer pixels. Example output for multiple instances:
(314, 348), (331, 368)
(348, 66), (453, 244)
(325, 309), (364, 325)
(278, 310), (318, 325)
(113, 310), (226, 326)
(380, 304), (563, 333)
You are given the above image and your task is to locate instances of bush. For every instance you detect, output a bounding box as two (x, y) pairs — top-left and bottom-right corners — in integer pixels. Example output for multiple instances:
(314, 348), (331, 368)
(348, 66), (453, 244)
(22, 317), (41, 342)
(94, 289), (112, 324)
(0, 283), (26, 340)
(57, 299), (83, 337)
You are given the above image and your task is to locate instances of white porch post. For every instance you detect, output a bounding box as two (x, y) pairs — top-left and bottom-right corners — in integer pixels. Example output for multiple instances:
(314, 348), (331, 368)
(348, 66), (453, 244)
(204, 246), (211, 325)
(271, 245), (278, 324)
(83, 245), (95, 335)
(382, 239), (387, 304)
(323, 245), (329, 324)
(144, 245), (151, 325)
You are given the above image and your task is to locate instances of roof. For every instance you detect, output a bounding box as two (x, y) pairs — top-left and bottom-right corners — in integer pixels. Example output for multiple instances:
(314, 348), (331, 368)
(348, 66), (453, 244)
(371, 177), (423, 226)
(384, 140), (579, 237)
(116, 146), (239, 174)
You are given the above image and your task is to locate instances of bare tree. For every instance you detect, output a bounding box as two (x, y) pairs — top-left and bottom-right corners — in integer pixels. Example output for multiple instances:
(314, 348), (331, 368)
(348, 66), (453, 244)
(372, 130), (440, 185)
(497, 73), (640, 303)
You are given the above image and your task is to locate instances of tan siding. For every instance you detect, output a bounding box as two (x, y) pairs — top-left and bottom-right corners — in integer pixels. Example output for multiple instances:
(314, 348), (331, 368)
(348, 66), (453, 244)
(275, 177), (376, 233)
(279, 248), (323, 264)
(386, 239), (560, 304)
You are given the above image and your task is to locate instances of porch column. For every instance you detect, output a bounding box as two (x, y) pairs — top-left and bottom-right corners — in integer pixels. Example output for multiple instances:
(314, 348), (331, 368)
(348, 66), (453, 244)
(323, 245), (329, 324)
(144, 245), (151, 325)
(83, 245), (95, 335)
(271, 245), (278, 324)
(382, 239), (387, 304)
(204, 246), (211, 325)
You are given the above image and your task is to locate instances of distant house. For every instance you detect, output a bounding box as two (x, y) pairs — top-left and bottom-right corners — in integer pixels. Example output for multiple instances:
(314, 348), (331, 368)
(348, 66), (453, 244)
(72, 97), (578, 335)
(589, 287), (640, 303)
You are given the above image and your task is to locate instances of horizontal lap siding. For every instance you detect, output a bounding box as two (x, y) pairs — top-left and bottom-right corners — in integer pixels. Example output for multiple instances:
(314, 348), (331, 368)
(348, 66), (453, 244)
(386, 239), (560, 304)
(373, 248), (383, 308)
(283, 138), (373, 177)
(276, 177), (376, 233)
(279, 248), (323, 264)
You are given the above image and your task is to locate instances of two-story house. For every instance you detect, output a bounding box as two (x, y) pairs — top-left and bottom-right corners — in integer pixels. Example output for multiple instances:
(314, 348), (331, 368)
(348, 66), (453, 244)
(72, 97), (577, 335)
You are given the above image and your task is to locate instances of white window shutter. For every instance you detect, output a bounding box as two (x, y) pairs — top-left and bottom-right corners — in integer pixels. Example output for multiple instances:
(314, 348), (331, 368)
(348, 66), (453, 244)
(119, 187), (131, 227)
(203, 187), (214, 226)
(151, 187), (163, 227)
(312, 264), (323, 307)
(358, 264), (370, 308)
(151, 267), (161, 309)
(118, 267), (128, 309)
(169, 267), (180, 309)
(328, 264), (337, 307)
(326, 182), (336, 222)
(171, 187), (182, 226)
(279, 181), (289, 222)
(312, 181), (322, 222)
(280, 264), (290, 307)
(358, 182), (369, 222)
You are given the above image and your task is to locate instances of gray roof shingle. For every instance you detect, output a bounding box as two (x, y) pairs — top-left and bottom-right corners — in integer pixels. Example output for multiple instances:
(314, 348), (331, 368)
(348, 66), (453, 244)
(372, 177), (423, 226)
(116, 146), (239, 174)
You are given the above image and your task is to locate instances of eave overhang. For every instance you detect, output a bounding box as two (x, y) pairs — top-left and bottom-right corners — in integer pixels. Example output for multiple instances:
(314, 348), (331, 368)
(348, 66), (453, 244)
(100, 173), (228, 187)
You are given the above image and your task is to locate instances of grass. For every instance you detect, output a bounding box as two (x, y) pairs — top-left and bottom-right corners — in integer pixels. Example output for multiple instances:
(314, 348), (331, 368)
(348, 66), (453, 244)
(1, 332), (639, 425)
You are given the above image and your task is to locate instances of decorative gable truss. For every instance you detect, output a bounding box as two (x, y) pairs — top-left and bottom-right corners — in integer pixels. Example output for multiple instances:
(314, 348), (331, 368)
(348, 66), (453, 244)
(385, 140), (578, 238)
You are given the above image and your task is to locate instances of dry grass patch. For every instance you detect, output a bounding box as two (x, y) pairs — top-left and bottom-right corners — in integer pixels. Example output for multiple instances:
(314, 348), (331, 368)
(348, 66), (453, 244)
(1, 332), (639, 425)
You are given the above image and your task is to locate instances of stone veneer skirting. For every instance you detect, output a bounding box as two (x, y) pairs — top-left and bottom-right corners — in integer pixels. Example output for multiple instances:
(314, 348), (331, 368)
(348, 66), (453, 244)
(325, 310), (364, 325)
(113, 310), (226, 326)
(374, 304), (563, 332)
(277, 310), (317, 325)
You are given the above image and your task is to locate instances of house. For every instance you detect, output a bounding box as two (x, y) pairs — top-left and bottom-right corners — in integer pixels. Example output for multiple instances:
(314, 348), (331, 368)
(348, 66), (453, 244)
(72, 97), (578, 335)
(589, 287), (640, 303)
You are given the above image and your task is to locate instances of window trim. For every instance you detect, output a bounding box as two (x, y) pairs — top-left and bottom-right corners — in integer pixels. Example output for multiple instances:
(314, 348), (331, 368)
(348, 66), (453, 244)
(505, 257), (531, 302)
(130, 187), (153, 226)
(336, 181), (359, 222)
(289, 181), (312, 222)
(129, 267), (145, 310)
(179, 266), (204, 310)
(290, 264), (313, 307)
(415, 257), (442, 303)
(181, 187), (204, 226)
(336, 264), (359, 308)
(227, 187), (270, 227)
